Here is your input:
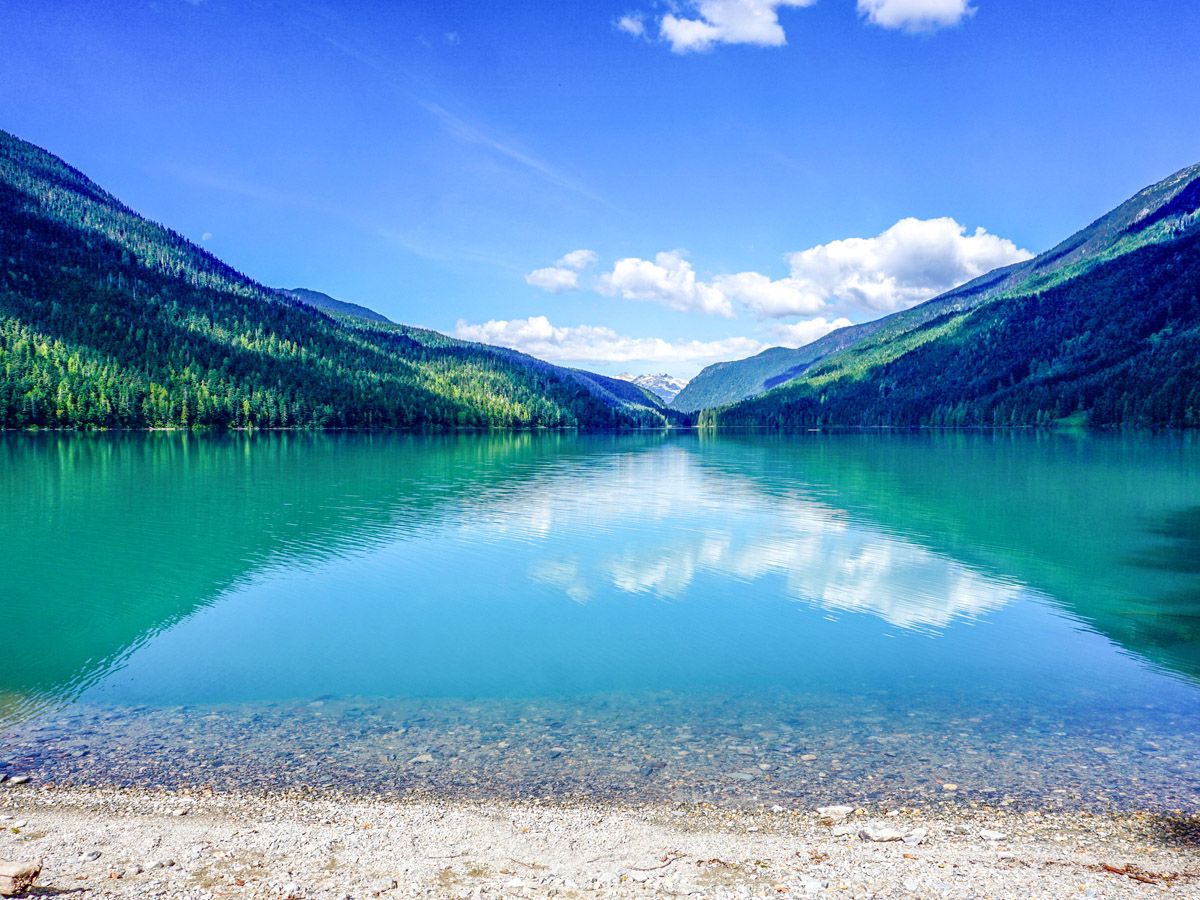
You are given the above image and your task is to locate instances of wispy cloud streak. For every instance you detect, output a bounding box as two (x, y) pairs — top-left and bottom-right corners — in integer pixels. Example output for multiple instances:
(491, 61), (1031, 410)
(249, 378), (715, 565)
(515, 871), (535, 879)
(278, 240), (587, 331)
(417, 101), (604, 204)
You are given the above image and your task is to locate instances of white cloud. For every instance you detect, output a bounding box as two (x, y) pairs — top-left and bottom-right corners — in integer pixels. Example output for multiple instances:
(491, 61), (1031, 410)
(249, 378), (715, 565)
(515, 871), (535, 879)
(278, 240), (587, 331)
(419, 101), (602, 203)
(658, 0), (816, 53)
(770, 316), (854, 348)
(785, 217), (1031, 315)
(616, 13), (646, 37)
(623, 0), (972, 52)
(454, 315), (763, 365)
(857, 0), (976, 33)
(557, 248), (598, 270)
(524, 248), (598, 293)
(596, 251), (734, 317)
(200, 232), (213, 242)
(713, 271), (825, 318)
(526, 217), (1026, 322)
(525, 267), (581, 293)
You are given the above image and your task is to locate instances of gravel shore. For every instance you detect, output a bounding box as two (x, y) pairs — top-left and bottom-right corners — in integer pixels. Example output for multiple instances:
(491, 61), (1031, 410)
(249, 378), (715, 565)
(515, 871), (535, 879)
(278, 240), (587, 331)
(1, 782), (1197, 898)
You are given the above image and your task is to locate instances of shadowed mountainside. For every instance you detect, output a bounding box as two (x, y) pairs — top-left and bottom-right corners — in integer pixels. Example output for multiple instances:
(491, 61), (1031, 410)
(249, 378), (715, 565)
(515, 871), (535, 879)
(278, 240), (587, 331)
(675, 161), (1200, 416)
(0, 130), (680, 430)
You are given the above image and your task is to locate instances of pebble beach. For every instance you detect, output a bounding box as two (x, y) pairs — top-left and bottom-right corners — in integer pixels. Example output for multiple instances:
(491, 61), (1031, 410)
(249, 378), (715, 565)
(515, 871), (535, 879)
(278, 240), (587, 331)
(2, 780), (1198, 898)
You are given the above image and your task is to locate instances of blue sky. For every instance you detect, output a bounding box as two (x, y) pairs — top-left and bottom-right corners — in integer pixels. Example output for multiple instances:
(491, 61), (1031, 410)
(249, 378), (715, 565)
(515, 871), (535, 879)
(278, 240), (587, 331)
(3, 0), (1198, 377)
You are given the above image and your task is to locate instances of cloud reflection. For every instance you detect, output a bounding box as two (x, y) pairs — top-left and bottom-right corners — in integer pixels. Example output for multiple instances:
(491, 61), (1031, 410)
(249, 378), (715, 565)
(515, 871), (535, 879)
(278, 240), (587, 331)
(502, 447), (1022, 629)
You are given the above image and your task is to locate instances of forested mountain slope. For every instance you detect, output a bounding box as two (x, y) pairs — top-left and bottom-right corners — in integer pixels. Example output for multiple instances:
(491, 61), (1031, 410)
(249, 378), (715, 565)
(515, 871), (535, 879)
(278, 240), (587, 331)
(0, 130), (678, 429)
(675, 161), (1200, 413)
(281, 287), (393, 324)
(705, 226), (1200, 428)
(673, 328), (880, 412)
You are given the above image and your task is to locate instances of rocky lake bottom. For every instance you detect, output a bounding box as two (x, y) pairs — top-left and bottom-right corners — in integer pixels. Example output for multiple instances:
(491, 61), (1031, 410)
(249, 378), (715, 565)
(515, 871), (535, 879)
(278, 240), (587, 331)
(4, 687), (1197, 815)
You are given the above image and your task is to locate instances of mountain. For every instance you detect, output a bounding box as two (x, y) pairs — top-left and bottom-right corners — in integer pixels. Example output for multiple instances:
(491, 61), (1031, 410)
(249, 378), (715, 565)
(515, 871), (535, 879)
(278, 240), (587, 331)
(673, 332), (873, 412)
(674, 161), (1200, 414)
(701, 162), (1200, 429)
(616, 373), (688, 404)
(0, 129), (681, 430)
(280, 287), (392, 324)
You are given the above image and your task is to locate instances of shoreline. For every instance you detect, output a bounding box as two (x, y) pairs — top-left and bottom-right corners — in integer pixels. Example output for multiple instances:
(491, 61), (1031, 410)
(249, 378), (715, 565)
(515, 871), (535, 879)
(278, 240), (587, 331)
(5, 424), (1196, 434)
(1, 783), (1197, 898)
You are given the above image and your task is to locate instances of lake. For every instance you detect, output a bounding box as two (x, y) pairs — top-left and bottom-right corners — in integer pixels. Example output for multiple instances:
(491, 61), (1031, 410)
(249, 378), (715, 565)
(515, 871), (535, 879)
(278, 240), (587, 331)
(2, 430), (1199, 811)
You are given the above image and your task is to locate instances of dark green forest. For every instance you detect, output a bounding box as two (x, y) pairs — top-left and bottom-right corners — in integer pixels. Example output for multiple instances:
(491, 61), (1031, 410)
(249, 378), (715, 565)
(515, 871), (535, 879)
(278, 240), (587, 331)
(704, 230), (1200, 429)
(0, 130), (678, 431)
(677, 161), (1200, 417)
(4, 126), (1199, 432)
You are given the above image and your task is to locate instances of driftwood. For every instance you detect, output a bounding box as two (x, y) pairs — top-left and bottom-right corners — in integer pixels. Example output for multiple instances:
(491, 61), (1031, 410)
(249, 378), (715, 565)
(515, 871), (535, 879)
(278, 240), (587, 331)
(0, 859), (41, 897)
(1101, 863), (1160, 885)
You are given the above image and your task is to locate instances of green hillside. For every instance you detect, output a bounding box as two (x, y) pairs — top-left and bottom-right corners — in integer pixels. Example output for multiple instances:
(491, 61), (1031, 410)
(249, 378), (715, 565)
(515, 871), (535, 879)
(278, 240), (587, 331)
(673, 328), (880, 412)
(281, 287), (394, 325)
(0, 130), (679, 430)
(675, 161), (1200, 413)
(705, 228), (1200, 428)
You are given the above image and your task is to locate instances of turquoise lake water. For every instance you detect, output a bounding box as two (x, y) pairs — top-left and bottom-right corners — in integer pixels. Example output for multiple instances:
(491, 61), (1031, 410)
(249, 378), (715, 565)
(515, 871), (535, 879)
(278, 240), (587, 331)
(1, 431), (1198, 810)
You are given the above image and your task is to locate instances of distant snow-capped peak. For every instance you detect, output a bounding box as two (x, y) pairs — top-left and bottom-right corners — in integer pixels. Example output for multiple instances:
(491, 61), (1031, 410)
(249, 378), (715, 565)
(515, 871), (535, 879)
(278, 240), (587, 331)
(615, 373), (688, 403)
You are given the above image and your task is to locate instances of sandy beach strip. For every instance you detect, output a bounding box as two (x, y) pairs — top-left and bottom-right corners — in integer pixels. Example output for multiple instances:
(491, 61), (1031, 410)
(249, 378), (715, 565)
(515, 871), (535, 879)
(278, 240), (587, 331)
(1, 783), (1197, 898)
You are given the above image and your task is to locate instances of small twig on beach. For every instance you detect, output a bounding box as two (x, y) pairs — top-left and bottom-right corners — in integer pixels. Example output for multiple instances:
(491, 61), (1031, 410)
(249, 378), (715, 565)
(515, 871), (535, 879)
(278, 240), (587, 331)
(426, 852), (467, 860)
(630, 852), (686, 872)
(507, 857), (548, 870)
(1101, 863), (1159, 885)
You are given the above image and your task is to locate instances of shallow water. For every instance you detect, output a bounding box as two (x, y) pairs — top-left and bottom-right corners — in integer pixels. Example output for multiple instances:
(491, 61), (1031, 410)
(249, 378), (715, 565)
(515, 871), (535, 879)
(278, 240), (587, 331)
(2, 431), (1199, 810)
